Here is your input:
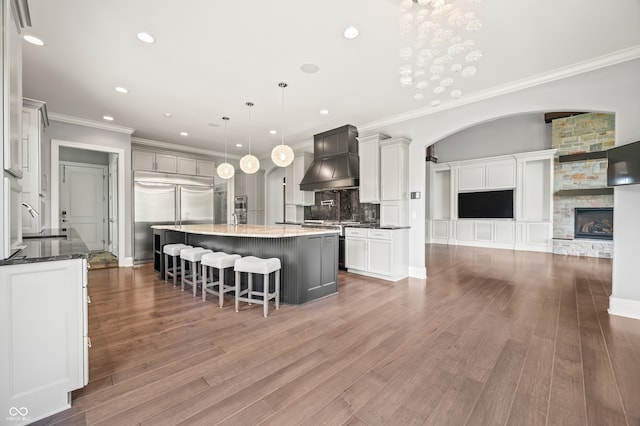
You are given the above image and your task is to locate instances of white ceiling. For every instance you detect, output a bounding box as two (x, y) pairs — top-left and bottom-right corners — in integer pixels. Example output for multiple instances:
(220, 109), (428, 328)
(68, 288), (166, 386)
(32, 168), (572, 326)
(22, 0), (640, 158)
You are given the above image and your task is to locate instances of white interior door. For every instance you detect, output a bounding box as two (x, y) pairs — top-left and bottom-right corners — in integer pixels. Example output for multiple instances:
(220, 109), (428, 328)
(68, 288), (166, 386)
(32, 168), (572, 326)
(108, 155), (118, 257)
(60, 163), (107, 251)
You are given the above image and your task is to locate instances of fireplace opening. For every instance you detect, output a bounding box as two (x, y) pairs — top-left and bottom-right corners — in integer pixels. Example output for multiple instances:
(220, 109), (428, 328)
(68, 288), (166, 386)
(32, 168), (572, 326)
(574, 207), (613, 240)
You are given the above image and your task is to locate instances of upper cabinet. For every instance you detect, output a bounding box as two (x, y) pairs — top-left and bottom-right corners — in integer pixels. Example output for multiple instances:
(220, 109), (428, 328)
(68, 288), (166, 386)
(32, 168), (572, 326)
(379, 137), (411, 227)
(358, 134), (390, 204)
(456, 158), (516, 191)
(285, 153), (314, 206)
(2, 0), (24, 178)
(132, 149), (215, 177)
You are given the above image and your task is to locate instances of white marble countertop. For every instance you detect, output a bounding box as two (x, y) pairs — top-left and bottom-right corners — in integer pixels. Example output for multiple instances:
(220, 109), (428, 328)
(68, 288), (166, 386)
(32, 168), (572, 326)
(151, 223), (340, 238)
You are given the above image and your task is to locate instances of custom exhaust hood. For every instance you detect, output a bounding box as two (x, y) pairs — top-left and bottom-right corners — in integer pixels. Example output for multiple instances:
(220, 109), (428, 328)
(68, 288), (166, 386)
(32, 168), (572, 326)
(299, 124), (359, 191)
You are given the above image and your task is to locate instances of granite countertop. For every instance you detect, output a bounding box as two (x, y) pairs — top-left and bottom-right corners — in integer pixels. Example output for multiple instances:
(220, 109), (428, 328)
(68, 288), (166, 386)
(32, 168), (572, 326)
(274, 221), (303, 226)
(152, 224), (340, 238)
(344, 224), (411, 230)
(1, 229), (90, 266)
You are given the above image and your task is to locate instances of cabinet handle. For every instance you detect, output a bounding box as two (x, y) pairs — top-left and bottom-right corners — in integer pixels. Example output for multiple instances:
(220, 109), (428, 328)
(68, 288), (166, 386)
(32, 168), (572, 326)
(87, 337), (92, 348)
(87, 295), (91, 304)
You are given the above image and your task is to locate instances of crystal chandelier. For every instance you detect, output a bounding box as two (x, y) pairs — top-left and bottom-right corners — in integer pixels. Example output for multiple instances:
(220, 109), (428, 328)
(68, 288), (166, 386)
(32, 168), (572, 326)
(398, 0), (483, 106)
(271, 82), (295, 167)
(216, 116), (235, 179)
(239, 102), (260, 174)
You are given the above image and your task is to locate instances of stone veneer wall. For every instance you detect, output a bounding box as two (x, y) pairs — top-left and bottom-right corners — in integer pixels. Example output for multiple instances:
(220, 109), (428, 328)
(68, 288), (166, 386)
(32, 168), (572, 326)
(552, 113), (614, 257)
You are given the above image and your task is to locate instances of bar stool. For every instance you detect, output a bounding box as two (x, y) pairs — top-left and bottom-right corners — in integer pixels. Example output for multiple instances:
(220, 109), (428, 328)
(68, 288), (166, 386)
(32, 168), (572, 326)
(163, 244), (192, 286)
(234, 256), (281, 317)
(201, 252), (241, 307)
(180, 247), (212, 296)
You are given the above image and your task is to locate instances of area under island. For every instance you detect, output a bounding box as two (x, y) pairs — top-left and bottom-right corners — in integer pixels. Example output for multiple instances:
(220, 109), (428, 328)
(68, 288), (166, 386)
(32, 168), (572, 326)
(151, 224), (339, 304)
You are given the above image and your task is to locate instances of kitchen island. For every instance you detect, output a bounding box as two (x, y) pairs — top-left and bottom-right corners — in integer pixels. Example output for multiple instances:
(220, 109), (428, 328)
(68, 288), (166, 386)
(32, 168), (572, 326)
(152, 224), (339, 304)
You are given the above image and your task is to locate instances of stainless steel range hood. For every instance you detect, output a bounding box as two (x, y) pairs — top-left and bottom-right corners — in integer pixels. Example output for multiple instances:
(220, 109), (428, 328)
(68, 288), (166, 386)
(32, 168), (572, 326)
(299, 124), (359, 191)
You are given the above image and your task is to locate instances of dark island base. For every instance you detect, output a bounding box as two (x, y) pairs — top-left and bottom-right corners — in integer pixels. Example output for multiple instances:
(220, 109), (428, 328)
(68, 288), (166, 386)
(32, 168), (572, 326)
(153, 229), (339, 305)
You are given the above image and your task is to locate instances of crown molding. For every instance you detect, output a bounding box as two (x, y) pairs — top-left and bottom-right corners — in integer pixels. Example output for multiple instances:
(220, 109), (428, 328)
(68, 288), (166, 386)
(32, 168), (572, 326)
(358, 45), (640, 134)
(131, 136), (241, 160)
(48, 112), (135, 135)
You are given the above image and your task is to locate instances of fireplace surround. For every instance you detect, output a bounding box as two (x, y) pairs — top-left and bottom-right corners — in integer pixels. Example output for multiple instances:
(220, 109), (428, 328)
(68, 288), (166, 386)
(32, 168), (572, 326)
(574, 207), (613, 240)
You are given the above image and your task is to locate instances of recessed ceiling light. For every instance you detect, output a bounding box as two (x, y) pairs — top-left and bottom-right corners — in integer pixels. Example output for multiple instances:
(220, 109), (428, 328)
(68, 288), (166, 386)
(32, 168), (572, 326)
(114, 86), (129, 94)
(136, 32), (155, 44)
(300, 63), (320, 74)
(163, 112), (173, 118)
(343, 26), (359, 40)
(269, 130), (277, 135)
(320, 109), (329, 115)
(103, 115), (114, 121)
(23, 35), (44, 46)
(180, 131), (188, 136)
(236, 143), (243, 148)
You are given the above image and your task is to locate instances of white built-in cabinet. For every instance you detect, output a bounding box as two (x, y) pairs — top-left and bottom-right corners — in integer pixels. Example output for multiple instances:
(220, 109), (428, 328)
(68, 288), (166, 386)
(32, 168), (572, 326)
(2, 0), (23, 179)
(380, 137), (411, 227)
(357, 134), (390, 203)
(426, 149), (556, 252)
(235, 170), (265, 225)
(0, 258), (89, 423)
(345, 227), (409, 281)
(21, 99), (48, 234)
(132, 150), (215, 177)
(285, 153), (314, 206)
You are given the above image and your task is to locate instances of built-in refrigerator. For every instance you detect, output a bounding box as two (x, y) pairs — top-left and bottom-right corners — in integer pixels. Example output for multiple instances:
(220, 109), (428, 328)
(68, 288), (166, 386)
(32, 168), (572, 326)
(133, 171), (214, 262)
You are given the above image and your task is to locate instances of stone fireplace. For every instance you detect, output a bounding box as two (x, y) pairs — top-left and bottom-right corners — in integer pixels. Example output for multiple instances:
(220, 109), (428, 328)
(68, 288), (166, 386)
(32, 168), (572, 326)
(551, 112), (614, 258)
(574, 207), (613, 240)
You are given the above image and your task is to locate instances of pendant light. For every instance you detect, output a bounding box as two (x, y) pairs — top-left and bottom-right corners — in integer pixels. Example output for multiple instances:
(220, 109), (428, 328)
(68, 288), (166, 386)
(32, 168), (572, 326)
(271, 82), (294, 167)
(216, 116), (235, 179)
(239, 101), (260, 174)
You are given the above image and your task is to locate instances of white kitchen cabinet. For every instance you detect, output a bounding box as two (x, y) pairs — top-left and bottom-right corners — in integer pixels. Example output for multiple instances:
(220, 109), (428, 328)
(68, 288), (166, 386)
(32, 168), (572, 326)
(285, 153), (314, 206)
(154, 153), (177, 173)
(132, 151), (177, 173)
(2, 0), (23, 179)
(21, 99), (48, 234)
(0, 258), (89, 423)
(345, 227), (408, 281)
(379, 137), (410, 227)
(196, 159), (215, 177)
(457, 158), (515, 192)
(358, 134), (389, 204)
(177, 156), (197, 175)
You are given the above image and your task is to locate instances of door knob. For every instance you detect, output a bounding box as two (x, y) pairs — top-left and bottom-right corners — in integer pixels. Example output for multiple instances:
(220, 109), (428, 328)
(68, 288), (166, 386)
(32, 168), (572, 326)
(61, 210), (67, 216)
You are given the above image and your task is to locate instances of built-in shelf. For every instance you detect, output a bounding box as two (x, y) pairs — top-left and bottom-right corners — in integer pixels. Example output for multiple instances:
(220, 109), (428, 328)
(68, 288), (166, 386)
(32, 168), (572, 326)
(558, 151), (607, 163)
(555, 188), (614, 197)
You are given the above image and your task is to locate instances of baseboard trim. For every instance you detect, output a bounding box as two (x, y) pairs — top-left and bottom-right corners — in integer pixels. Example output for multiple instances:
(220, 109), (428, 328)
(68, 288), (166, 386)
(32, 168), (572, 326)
(608, 296), (640, 321)
(409, 266), (427, 279)
(120, 257), (134, 267)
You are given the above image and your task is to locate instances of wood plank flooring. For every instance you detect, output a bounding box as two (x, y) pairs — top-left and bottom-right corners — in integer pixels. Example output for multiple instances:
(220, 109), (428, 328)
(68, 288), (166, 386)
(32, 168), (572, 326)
(33, 245), (640, 425)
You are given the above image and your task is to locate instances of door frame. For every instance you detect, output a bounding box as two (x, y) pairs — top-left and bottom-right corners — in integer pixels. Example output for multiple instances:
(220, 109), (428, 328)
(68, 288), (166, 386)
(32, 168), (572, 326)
(51, 139), (126, 265)
(59, 161), (108, 251)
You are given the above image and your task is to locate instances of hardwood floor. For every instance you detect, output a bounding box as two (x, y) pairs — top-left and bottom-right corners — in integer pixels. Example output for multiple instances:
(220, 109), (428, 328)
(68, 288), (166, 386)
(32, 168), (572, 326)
(34, 245), (640, 425)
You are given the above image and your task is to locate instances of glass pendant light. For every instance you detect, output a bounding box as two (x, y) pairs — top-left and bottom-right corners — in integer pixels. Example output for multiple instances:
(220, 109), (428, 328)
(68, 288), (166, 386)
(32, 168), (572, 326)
(271, 82), (294, 167)
(216, 116), (235, 179)
(239, 102), (260, 174)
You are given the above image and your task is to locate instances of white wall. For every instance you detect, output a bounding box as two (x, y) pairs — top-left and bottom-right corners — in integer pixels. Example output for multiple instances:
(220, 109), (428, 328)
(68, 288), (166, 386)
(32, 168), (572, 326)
(434, 113), (551, 163)
(365, 58), (640, 317)
(42, 120), (133, 258)
(60, 146), (109, 165)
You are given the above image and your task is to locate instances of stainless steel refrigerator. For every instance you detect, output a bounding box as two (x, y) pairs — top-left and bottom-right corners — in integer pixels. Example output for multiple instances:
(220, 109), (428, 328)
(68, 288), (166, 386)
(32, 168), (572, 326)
(133, 171), (214, 262)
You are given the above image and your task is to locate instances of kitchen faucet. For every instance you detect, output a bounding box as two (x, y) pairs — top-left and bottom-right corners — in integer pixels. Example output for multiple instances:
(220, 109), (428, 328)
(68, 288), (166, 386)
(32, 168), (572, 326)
(231, 212), (238, 226)
(22, 202), (39, 218)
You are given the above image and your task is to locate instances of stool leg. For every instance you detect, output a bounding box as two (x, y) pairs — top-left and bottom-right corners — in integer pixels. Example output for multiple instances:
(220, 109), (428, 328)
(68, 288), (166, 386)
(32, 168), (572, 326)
(193, 261), (198, 297)
(181, 258), (186, 291)
(219, 267), (224, 308)
(202, 265), (208, 301)
(275, 269), (280, 310)
(263, 273), (269, 318)
(173, 256), (178, 287)
(235, 271), (240, 312)
(248, 273), (253, 305)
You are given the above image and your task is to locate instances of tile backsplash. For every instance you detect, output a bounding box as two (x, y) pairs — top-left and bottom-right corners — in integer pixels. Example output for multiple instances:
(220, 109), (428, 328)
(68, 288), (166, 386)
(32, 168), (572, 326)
(304, 189), (379, 223)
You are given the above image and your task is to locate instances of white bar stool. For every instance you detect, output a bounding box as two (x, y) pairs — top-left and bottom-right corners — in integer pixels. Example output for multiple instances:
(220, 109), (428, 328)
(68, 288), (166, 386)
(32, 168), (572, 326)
(201, 252), (241, 307)
(163, 244), (192, 286)
(234, 256), (281, 317)
(180, 247), (212, 296)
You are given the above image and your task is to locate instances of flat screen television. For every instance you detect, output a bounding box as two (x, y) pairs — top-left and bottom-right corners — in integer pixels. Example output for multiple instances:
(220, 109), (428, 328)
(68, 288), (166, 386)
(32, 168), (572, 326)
(458, 189), (514, 219)
(607, 140), (640, 186)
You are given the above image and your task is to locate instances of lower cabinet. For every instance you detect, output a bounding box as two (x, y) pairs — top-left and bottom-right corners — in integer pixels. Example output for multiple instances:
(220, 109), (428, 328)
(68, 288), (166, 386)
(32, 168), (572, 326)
(345, 228), (408, 281)
(0, 258), (89, 423)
